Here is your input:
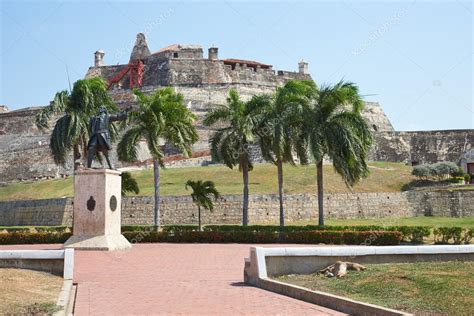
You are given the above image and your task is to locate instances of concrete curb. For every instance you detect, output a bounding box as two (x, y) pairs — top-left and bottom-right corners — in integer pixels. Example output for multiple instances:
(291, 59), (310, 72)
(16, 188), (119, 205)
(54, 280), (73, 316)
(259, 278), (411, 316)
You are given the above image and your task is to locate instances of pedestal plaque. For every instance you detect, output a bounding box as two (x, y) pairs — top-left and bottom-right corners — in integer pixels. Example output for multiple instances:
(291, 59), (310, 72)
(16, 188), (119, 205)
(64, 168), (132, 250)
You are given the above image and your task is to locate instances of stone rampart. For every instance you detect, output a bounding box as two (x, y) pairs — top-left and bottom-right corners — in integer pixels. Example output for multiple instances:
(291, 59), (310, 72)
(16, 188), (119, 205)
(1, 190), (472, 227)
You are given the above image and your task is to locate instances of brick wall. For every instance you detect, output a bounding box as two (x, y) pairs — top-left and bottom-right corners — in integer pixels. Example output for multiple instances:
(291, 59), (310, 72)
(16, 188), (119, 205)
(1, 190), (472, 226)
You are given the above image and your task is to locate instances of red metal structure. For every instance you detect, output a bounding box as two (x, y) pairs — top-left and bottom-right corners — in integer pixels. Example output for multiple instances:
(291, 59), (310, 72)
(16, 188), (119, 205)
(107, 60), (144, 90)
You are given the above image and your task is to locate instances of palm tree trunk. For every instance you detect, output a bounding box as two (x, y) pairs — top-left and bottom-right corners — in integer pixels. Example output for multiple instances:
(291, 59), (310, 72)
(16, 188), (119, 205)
(317, 160), (324, 226)
(153, 159), (161, 231)
(277, 159), (284, 228)
(198, 205), (201, 232)
(242, 159), (249, 226)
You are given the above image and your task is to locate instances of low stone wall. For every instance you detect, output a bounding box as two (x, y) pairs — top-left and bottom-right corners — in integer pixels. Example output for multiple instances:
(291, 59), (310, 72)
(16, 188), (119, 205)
(0, 190), (473, 226)
(0, 198), (73, 226)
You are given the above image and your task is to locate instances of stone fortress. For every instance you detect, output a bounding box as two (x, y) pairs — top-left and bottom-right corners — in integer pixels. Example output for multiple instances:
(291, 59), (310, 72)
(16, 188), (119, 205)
(0, 33), (473, 184)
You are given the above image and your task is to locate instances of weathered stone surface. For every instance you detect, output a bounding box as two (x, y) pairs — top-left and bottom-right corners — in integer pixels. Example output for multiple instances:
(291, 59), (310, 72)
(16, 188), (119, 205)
(1, 190), (472, 227)
(1, 34), (472, 183)
(370, 130), (473, 164)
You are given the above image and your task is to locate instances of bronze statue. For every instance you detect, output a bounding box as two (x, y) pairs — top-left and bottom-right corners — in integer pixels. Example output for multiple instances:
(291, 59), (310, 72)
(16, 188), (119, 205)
(87, 105), (129, 169)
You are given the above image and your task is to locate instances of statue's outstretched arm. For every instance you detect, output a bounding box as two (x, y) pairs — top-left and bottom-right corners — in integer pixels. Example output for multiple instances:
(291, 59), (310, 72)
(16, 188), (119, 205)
(109, 106), (132, 122)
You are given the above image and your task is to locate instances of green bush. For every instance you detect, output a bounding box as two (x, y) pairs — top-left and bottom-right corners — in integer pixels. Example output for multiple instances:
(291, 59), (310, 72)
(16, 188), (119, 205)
(433, 227), (466, 244)
(463, 228), (474, 244)
(465, 174), (472, 183)
(432, 162), (459, 180)
(0, 232), (72, 245)
(122, 230), (401, 245)
(412, 164), (433, 179)
(0, 226), (70, 233)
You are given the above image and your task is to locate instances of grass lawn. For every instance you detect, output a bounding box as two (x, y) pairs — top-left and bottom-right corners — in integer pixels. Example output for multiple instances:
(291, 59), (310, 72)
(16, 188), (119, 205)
(276, 261), (474, 315)
(286, 216), (474, 228)
(0, 161), (414, 201)
(0, 268), (62, 314)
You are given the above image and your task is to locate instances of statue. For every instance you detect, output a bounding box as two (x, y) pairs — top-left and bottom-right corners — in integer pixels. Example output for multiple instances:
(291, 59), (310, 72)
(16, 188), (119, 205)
(87, 105), (129, 169)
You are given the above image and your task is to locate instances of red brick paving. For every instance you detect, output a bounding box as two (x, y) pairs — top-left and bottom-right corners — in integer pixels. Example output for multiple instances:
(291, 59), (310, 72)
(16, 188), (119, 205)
(2, 243), (345, 315)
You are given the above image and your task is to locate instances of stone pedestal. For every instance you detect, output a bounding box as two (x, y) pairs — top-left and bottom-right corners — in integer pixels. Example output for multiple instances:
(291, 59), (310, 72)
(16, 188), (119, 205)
(64, 169), (131, 251)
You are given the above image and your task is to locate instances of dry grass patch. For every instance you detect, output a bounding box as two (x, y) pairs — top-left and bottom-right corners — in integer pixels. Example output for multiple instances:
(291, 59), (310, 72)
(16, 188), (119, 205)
(276, 261), (474, 315)
(0, 268), (62, 315)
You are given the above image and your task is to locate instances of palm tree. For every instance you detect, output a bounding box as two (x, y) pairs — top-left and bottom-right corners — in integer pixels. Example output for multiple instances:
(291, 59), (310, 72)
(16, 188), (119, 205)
(254, 80), (316, 228)
(117, 88), (198, 230)
(203, 90), (258, 226)
(35, 77), (116, 169)
(185, 180), (220, 231)
(299, 81), (373, 226)
(121, 171), (140, 196)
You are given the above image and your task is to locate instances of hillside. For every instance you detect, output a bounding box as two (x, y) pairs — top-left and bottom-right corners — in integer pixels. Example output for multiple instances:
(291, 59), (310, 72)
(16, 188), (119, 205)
(0, 162), (414, 201)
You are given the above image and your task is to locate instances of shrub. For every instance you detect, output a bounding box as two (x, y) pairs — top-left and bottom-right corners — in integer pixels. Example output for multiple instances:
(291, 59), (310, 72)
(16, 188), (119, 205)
(433, 227), (465, 244)
(465, 174), (472, 183)
(450, 167), (465, 178)
(432, 162), (459, 180)
(122, 230), (401, 245)
(390, 226), (431, 243)
(162, 225), (200, 233)
(412, 164), (433, 179)
(463, 228), (474, 244)
(0, 232), (71, 245)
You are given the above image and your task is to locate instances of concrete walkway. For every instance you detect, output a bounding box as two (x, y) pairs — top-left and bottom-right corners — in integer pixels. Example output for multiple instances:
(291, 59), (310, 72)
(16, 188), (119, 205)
(2, 243), (344, 315)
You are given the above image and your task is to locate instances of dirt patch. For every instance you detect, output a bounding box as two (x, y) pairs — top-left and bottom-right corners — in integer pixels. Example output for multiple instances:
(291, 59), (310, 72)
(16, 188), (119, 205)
(0, 268), (63, 315)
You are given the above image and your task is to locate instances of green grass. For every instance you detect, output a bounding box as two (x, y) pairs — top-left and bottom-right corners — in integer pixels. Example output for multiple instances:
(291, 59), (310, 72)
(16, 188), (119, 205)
(276, 261), (474, 315)
(287, 216), (474, 228)
(0, 162), (414, 201)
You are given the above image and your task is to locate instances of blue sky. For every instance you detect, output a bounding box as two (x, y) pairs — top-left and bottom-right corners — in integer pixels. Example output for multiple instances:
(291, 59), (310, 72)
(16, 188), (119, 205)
(1, 0), (472, 131)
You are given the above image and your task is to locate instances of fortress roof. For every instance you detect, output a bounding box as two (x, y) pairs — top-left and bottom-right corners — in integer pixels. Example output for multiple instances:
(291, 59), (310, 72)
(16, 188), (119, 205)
(154, 44), (203, 54)
(222, 58), (272, 69)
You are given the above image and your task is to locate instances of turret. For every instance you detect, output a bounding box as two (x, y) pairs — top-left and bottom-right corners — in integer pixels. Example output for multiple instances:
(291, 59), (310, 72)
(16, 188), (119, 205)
(298, 59), (309, 74)
(208, 46), (218, 60)
(94, 50), (105, 67)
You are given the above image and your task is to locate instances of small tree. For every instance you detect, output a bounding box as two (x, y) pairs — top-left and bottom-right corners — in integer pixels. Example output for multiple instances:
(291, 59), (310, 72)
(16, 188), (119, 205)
(412, 164), (433, 180)
(185, 180), (220, 231)
(432, 162), (459, 180)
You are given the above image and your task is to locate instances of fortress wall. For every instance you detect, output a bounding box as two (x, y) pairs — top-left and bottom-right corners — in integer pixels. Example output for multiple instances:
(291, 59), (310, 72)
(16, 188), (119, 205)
(372, 129), (473, 164)
(1, 190), (473, 226)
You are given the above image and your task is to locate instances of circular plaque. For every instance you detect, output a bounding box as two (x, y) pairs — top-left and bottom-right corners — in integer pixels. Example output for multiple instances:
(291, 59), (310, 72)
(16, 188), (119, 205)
(110, 195), (117, 212)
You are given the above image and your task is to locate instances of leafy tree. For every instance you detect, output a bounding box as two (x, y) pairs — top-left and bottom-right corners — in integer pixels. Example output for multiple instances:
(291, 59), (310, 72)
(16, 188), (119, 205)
(185, 180), (220, 231)
(35, 77), (117, 169)
(253, 80), (316, 228)
(121, 171), (140, 196)
(117, 88), (198, 230)
(203, 90), (258, 226)
(432, 162), (459, 180)
(412, 164), (434, 180)
(299, 81), (373, 226)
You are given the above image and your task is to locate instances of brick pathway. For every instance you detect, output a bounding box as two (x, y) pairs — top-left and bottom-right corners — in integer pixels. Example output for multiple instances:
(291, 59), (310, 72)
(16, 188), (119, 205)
(1, 243), (345, 315)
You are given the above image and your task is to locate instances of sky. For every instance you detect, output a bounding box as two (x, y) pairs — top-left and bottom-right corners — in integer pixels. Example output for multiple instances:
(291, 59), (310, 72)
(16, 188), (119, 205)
(0, 0), (472, 131)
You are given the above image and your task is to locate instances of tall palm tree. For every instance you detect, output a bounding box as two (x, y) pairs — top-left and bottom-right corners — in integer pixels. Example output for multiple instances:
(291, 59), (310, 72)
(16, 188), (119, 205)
(203, 90), (257, 226)
(35, 77), (116, 169)
(299, 81), (373, 226)
(185, 180), (220, 231)
(117, 87), (198, 230)
(254, 80), (316, 228)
